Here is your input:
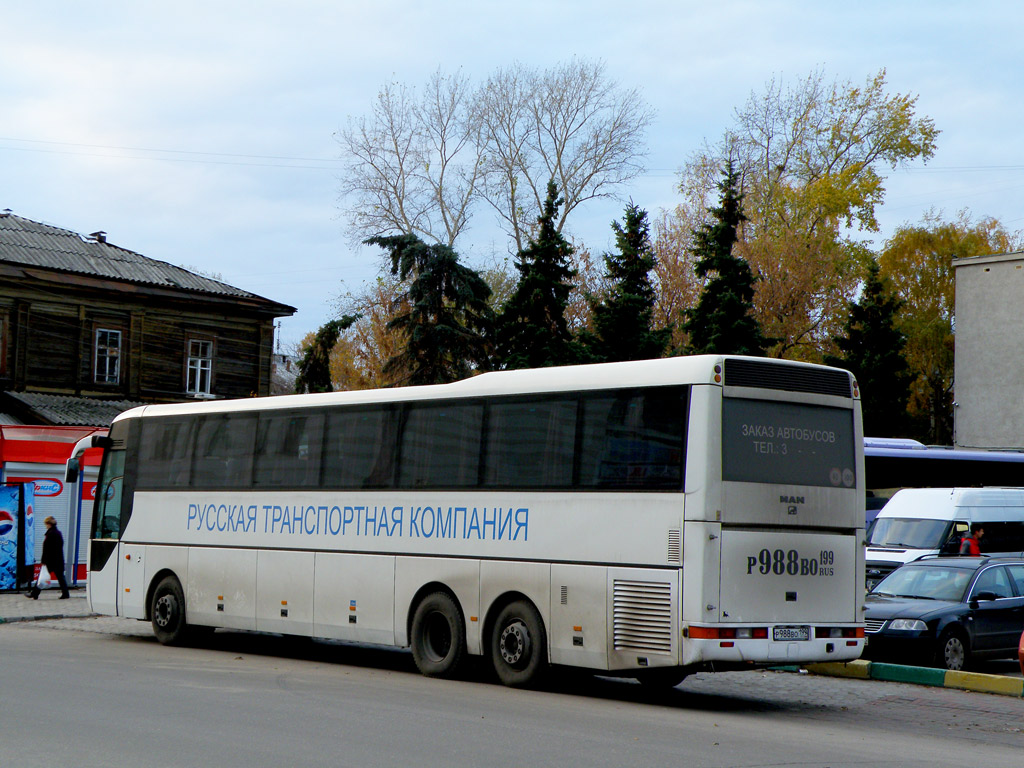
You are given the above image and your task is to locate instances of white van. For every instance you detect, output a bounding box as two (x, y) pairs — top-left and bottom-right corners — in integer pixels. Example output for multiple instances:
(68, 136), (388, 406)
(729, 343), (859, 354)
(865, 487), (1024, 590)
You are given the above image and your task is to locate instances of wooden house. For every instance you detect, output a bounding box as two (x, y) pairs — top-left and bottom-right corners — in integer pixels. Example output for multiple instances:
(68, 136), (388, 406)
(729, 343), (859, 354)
(0, 211), (295, 425)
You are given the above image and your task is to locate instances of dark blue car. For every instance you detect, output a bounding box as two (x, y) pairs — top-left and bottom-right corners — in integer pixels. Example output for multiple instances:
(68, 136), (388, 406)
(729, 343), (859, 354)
(863, 556), (1024, 671)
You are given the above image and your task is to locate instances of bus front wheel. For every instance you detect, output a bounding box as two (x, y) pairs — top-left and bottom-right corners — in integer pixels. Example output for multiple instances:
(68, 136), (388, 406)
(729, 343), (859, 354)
(410, 592), (466, 678)
(491, 600), (547, 688)
(151, 576), (189, 646)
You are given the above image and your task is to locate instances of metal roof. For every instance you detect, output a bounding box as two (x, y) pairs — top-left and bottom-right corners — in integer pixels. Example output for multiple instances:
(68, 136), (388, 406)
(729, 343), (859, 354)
(0, 211), (294, 312)
(2, 391), (146, 427)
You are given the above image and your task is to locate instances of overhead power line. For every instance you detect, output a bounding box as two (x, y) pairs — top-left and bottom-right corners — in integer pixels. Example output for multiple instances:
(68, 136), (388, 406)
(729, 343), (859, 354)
(0, 136), (340, 170)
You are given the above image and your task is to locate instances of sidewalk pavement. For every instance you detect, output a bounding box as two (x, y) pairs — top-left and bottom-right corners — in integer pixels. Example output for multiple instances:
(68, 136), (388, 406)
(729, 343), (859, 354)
(3, 588), (1022, 698)
(0, 587), (94, 623)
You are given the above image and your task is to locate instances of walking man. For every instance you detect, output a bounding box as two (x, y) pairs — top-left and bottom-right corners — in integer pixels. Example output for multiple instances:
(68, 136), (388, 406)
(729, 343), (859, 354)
(28, 516), (70, 599)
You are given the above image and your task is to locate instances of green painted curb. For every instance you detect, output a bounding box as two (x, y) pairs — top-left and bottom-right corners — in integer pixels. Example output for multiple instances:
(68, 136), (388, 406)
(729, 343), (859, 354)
(868, 662), (947, 686)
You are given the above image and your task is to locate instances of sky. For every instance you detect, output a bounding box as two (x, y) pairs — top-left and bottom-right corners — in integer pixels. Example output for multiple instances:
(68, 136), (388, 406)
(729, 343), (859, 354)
(2, 1), (1022, 350)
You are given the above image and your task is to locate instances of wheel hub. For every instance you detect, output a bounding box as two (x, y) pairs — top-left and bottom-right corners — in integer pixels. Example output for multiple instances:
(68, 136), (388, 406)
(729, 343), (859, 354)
(154, 595), (174, 628)
(944, 637), (964, 670)
(499, 620), (530, 665)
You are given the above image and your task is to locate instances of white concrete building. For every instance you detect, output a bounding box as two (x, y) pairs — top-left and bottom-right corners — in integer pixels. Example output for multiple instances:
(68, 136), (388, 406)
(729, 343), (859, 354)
(953, 250), (1024, 449)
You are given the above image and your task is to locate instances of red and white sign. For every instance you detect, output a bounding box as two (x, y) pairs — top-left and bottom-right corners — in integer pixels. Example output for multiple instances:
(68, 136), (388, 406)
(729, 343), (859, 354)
(7, 477), (64, 497)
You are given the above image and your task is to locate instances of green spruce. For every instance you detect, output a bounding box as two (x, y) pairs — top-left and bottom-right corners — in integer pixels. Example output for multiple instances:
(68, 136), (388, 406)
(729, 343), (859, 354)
(366, 234), (492, 386)
(295, 315), (360, 393)
(495, 181), (588, 369)
(581, 203), (671, 362)
(824, 260), (912, 437)
(682, 163), (769, 356)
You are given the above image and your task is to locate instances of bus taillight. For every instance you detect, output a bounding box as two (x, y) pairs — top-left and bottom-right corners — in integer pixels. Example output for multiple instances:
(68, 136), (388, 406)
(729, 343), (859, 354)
(686, 626), (768, 640)
(815, 626), (864, 639)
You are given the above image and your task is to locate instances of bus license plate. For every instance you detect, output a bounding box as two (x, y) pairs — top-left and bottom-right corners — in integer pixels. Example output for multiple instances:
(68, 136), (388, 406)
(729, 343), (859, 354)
(773, 626), (810, 641)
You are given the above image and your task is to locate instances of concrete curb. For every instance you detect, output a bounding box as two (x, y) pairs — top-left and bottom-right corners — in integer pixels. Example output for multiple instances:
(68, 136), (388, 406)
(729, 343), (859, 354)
(0, 613), (68, 625)
(804, 660), (1024, 698)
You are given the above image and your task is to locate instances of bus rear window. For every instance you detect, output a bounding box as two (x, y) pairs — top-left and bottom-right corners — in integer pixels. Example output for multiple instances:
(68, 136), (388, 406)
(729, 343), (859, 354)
(722, 398), (856, 488)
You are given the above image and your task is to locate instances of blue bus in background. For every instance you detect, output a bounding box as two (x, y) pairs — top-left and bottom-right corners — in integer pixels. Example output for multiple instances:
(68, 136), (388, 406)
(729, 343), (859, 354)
(864, 437), (1024, 525)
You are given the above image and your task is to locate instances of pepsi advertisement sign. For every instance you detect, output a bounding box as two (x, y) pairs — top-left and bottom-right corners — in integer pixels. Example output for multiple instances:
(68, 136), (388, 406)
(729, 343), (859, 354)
(0, 484), (34, 591)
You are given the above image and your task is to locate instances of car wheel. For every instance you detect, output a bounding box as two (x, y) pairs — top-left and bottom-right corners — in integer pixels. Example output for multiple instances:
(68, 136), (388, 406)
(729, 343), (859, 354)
(935, 627), (969, 671)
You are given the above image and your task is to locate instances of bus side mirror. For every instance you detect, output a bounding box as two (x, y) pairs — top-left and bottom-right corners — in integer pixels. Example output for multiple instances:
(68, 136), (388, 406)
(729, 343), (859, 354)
(93, 435), (112, 449)
(65, 458), (80, 483)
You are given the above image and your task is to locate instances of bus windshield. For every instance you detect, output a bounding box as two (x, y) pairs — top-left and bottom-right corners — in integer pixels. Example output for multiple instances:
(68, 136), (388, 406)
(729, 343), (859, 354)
(867, 517), (953, 550)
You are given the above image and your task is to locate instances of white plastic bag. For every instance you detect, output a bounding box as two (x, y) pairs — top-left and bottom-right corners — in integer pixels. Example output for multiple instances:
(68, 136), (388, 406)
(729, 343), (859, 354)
(35, 565), (53, 590)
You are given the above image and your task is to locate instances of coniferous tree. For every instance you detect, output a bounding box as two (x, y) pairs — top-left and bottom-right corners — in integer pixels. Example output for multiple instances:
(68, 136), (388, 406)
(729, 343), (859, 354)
(366, 234), (492, 386)
(824, 260), (911, 437)
(295, 315), (360, 393)
(581, 204), (671, 362)
(495, 181), (588, 369)
(682, 164), (770, 356)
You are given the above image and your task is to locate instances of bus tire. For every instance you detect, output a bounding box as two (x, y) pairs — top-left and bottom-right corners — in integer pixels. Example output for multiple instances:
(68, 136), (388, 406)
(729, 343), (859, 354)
(151, 575), (189, 646)
(410, 592), (466, 678)
(491, 600), (547, 688)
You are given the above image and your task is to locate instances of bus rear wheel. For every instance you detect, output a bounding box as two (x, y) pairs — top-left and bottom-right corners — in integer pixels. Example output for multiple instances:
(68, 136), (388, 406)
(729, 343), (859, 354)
(491, 600), (547, 688)
(410, 592), (466, 678)
(151, 575), (189, 646)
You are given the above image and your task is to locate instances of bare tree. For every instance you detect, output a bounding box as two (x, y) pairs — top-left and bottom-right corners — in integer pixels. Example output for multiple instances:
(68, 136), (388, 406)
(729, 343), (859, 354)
(476, 60), (654, 252)
(337, 70), (483, 246)
(337, 60), (653, 253)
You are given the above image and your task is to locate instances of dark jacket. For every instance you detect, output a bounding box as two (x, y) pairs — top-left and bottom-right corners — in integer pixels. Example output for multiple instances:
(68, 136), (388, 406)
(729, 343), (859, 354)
(41, 525), (65, 572)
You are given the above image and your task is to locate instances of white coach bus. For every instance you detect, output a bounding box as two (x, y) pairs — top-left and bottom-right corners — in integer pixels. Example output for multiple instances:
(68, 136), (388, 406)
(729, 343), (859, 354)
(87, 355), (865, 687)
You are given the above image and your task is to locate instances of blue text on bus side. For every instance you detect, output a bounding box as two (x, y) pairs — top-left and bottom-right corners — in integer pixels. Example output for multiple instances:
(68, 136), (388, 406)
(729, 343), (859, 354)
(186, 502), (528, 542)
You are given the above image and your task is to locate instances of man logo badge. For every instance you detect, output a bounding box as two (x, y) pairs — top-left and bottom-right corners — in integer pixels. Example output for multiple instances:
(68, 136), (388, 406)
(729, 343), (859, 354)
(781, 495), (804, 515)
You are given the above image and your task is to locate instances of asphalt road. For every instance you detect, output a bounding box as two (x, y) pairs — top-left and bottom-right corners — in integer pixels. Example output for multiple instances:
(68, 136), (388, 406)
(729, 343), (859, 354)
(1, 617), (1022, 767)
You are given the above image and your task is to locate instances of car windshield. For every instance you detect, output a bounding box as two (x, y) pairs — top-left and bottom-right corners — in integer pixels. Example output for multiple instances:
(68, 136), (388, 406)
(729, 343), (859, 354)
(870, 565), (972, 602)
(867, 517), (952, 549)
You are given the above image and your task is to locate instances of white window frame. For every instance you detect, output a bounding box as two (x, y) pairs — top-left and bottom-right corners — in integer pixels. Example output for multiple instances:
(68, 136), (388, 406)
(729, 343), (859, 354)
(94, 328), (122, 385)
(186, 339), (213, 396)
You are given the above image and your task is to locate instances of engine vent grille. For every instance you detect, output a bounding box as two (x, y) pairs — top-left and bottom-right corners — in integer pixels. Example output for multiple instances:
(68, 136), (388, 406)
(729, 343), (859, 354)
(724, 358), (852, 398)
(667, 529), (681, 564)
(613, 579), (673, 654)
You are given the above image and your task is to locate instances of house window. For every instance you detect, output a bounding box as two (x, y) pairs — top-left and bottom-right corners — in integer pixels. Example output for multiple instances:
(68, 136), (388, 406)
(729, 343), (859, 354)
(95, 328), (122, 384)
(187, 339), (213, 395)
